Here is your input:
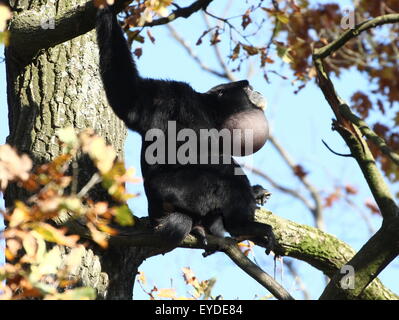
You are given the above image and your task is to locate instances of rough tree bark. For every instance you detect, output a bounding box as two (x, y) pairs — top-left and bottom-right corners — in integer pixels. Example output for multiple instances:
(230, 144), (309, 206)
(4, 0), (154, 299)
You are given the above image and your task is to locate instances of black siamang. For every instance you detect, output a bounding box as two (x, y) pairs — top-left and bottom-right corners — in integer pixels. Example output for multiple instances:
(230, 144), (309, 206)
(96, 6), (275, 253)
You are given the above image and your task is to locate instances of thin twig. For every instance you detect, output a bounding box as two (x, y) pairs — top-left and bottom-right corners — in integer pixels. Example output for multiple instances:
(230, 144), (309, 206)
(166, 24), (227, 78)
(321, 139), (353, 158)
(269, 136), (325, 230)
(242, 163), (315, 212)
(220, 237), (294, 300)
(77, 173), (102, 198)
(143, 0), (213, 27)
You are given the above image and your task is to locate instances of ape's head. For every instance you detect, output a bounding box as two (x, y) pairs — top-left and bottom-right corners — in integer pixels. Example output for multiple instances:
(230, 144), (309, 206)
(206, 80), (269, 156)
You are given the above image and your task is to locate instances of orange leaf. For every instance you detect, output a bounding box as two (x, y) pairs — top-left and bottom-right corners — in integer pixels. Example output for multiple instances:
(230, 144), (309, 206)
(156, 288), (176, 299)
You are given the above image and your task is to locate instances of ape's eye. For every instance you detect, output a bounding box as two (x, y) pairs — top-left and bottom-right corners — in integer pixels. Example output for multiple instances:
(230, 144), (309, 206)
(218, 90), (224, 97)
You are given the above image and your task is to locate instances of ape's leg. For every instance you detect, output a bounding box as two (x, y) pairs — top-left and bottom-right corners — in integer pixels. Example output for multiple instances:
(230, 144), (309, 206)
(225, 219), (276, 255)
(153, 211), (193, 246)
(191, 225), (208, 246)
(252, 184), (271, 206)
(207, 215), (227, 238)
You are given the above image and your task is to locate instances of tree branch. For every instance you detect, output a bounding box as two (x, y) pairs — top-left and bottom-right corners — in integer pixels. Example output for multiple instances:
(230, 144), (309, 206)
(7, 0), (214, 63)
(313, 14), (399, 60)
(8, 1), (97, 63)
(338, 104), (399, 166)
(144, 0), (213, 27)
(312, 13), (399, 299)
(58, 208), (398, 300)
(254, 209), (398, 300)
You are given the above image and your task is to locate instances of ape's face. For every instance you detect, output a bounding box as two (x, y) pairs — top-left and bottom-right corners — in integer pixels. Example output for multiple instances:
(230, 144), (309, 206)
(207, 80), (266, 111)
(206, 80), (269, 156)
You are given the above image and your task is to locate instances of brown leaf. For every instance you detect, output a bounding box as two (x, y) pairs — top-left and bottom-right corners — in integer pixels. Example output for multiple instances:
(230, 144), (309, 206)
(293, 164), (308, 178)
(182, 267), (198, 286)
(146, 30), (156, 44)
(344, 185), (358, 195)
(242, 10), (252, 30)
(242, 45), (259, 56)
(324, 189), (341, 208)
(365, 199), (380, 215)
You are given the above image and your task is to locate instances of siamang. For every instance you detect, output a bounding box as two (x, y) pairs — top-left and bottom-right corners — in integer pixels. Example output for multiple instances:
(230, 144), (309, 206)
(96, 6), (275, 253)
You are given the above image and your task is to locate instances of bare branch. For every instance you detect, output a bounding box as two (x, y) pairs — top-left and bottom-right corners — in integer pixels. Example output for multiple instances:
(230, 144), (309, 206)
(143, 0), (213, 27)
(338, 104), (399, 166)
(242, 163), (315, 213)
(166, 24), (227, 78)
(269, 135), (325, 230)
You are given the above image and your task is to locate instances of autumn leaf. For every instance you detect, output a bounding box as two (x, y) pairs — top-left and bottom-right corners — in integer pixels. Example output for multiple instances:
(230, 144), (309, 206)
(230, 43), (241, 61)
(0, 3), (12, 32)
(147, 30), (156, 43)
(32, 222), (79, 247)
(242, 10), (252, 30)
(365, 199), (380, 215)
(0, 144), (33, 190)
(293, 164), (308, 178)
(324, 188), (341, 208)
(30, 246), (62, 282)
(8, 203), (30, 227)
(238, 240), (255, 256)
(275, 12), (289, 24)
(276, 45), (294, 64)
(57, 127), (79, 149)
(114, 204), (134, 226)
(134, 47), (143, 58)
(137, 271), (147, 285)
(6, 238), (22, 260)
(344, 185), (358, 195)
(156, 288), (177, 299)
(80, 131), (116, 174)
(182, 267), (200, 289)
(63, 246), (85, 274)
(87, 222), (108, 248)
(210, 29), (221, 45)
(242, 45), (259, 56)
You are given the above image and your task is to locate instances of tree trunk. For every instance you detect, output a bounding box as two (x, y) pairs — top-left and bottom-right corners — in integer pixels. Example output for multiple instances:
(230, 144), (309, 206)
(4, 0), (151, 299)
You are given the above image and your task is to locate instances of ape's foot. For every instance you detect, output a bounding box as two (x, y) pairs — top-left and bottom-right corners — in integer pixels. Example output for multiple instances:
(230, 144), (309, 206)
(229, 221), (276, 255)
(191, 225), (208, 246)
(252, 185), (271, 206)
(256, 228), (276, 255)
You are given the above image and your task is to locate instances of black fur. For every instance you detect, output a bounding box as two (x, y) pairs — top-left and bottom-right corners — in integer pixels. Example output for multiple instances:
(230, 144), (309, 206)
(96, 7), (275, 252)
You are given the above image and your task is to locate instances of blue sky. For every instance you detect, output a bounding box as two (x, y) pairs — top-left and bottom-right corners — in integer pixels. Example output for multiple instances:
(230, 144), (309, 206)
(1, 0), (398, 299)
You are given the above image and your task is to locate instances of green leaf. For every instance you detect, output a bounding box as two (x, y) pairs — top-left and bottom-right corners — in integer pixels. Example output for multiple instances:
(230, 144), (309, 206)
(276, 45), (294, 64)
(276, 12), (289, 24)
(114, 204), (134, 226)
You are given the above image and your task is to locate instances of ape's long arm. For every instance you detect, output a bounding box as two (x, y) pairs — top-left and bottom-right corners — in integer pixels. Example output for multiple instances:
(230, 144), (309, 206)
(96, 7), (143, 131)
(96, 7), (200, 134)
